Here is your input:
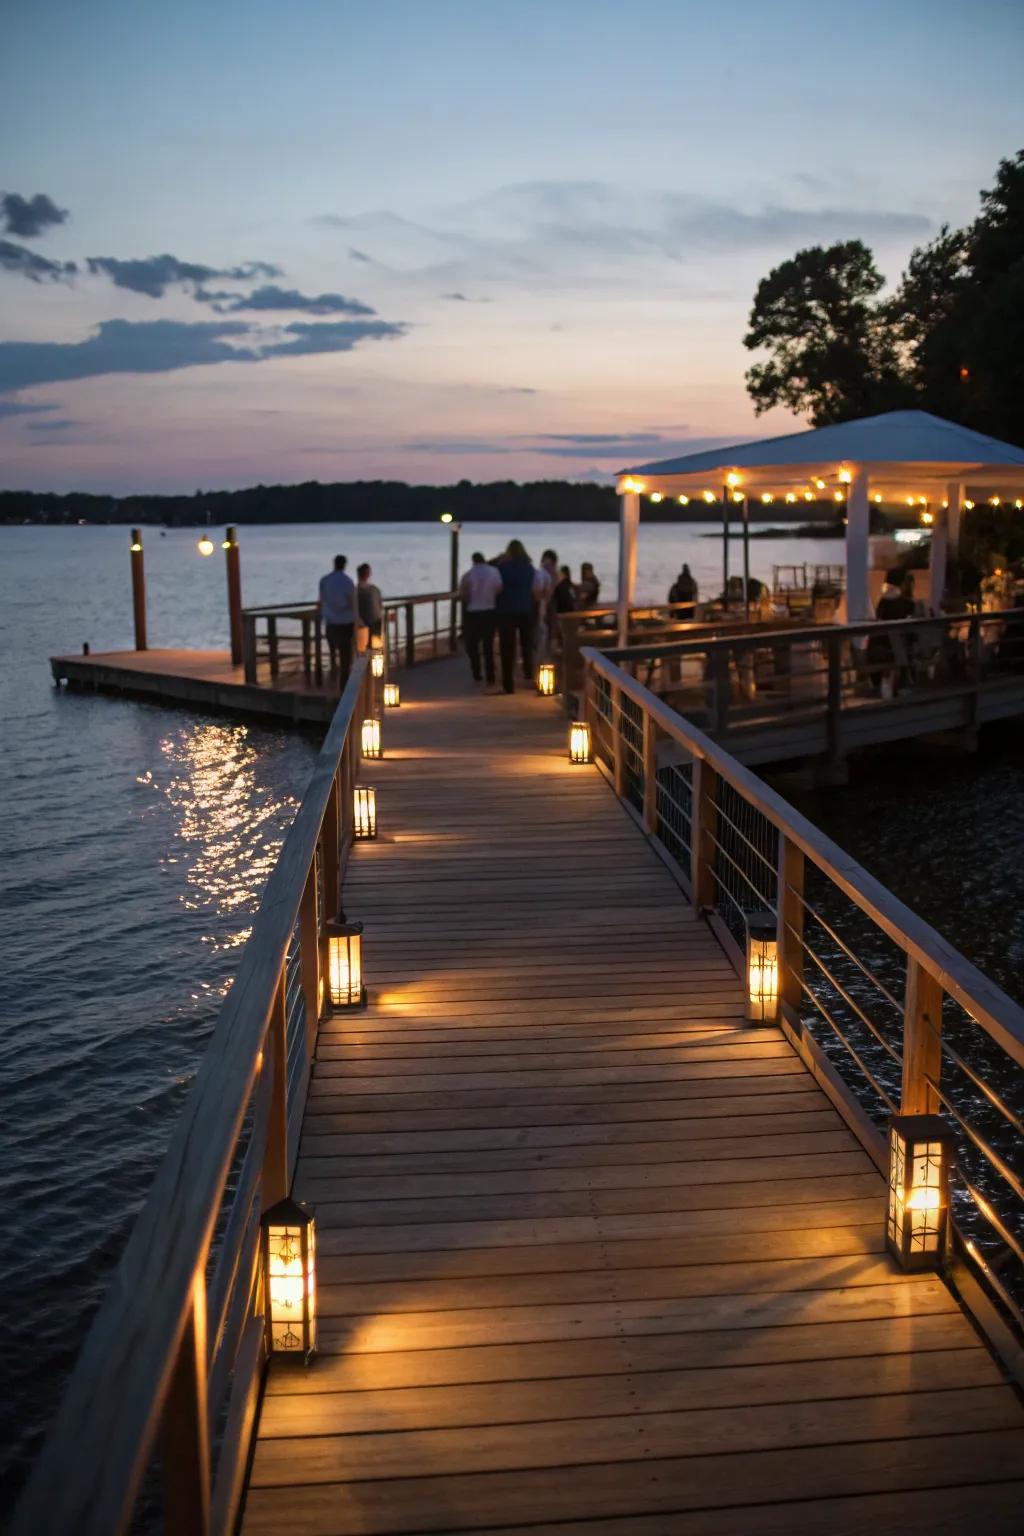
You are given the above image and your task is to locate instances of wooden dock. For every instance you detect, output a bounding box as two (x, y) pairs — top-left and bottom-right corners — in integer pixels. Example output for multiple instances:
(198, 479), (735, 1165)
(15, 651), (1024, 1536)
(242, 661), (1023, 1535)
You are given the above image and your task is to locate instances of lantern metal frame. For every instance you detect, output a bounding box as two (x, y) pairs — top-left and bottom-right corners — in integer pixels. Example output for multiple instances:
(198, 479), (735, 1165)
(353, 784), (378, 840)
(568, 720), (591, 764)
(886, 1113), (956, 1272)
(744, 911), (779, 1023)
(370, 651), (385, 678)
(537, 662), (557, 697)
(260, 1195), (317, 1361)
(383, 681), (401, 708)
(323, 912), (367, 1011)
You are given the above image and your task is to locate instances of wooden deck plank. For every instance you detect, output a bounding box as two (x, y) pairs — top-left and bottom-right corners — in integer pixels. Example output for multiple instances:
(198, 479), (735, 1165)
(240, 656), (1022, 1534)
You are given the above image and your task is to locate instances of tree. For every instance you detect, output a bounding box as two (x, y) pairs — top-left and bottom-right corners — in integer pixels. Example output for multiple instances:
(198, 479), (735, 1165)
(743, 241), (910, 425)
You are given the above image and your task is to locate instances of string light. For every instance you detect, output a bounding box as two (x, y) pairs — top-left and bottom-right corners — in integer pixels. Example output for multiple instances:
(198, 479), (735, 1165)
(621, 476), (645, 494)
(814, 478), (826, 490)
(920, 510), (934, 526)
(1016, 500), (1023, 510)
(703, 490), (715, 504)
(990, 495), (1001, 507)
(726, 472), (741, 487)
(761, 492), (773, 504)
(732, 491), (744, 503)
(838, 468), (852, 484)
(803, 491), (813, 501)
(964, 499), (975, 510)
(833, 491), (844, 503)
(873, 493), (883, 504)
(649, 491), (663, 503)
(785, 492), (796, 504)
(677, 494), (689, 505)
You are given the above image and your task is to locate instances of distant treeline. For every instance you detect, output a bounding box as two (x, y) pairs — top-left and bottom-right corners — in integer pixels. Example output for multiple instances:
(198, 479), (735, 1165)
(0, 478), (841, 527)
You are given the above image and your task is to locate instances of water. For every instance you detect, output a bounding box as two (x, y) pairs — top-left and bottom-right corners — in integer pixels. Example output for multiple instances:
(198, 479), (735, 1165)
(1, 517), (1009, 1502)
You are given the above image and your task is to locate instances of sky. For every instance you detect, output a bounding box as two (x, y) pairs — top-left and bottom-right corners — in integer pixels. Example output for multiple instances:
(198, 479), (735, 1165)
(1, 0), (1022, 494)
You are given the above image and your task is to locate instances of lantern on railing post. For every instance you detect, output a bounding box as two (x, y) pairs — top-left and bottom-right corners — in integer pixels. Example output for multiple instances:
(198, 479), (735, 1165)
(383, 681), (400, 708)
(370, 651), (385, 678)
(886, 1114), (955, 1271)
(361, 717), (382, 758)
(261, 1196), (317, 1360)
(538, 662), (556, 696)
(568, 720), (591, 763)
(745, 912), (779, 1022)
(353, 785), (377, 840)
(324, 913), (366, 1010)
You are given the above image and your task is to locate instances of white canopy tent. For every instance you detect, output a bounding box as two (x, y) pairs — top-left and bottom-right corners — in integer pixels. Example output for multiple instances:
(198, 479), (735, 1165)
(616, 410), (1024, 640)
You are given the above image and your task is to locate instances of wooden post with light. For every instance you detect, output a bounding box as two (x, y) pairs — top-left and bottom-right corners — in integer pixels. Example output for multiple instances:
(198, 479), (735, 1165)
(222, 526), (243, 666)
(440, 512), (460, 651)
(129, 528), (147, 651)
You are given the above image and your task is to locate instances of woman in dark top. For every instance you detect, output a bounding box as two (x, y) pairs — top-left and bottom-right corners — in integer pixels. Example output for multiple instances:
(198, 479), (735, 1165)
(552, 565), (576, 614)
(494, 539), (536, 692)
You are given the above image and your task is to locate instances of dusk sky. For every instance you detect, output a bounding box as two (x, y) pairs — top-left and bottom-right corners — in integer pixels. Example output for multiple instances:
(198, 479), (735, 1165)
(2, 0), (1022, 493)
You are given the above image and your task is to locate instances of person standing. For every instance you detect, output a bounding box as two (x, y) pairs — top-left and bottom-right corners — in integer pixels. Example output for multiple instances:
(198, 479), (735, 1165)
(459, 551), (502, 684)
(577, 562), (601, 608)
(669, 563), (698, 607)
(356, 562), (383, 649)
(318, 554), (356, 688)
(495, 539), (536, 692)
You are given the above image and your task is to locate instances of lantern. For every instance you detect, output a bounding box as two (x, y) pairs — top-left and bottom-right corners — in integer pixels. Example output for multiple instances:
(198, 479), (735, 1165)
(886, 1114), (955, 1271)
(568, 721), (591, 763)
(537, 663), (556, 696)
(324, 913), (366, 1010)
(261, 1197), (316, 1360)
(197, 536), (215, 557)
(370, 651), (384, 678)
(745, 912), (778, 1022)
(353, 785), (377, 840)
(361, 717), (382, 758)
(383, 681), (400, 708)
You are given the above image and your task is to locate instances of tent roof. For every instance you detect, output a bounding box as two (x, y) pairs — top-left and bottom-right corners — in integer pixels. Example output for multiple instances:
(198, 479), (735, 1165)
(620, 411), (1024, 496)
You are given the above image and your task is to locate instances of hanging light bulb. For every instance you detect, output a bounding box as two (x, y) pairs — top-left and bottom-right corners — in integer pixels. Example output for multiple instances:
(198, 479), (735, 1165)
(964, 499), (975, 510)
(726, 472), (741, 487)
(785, 492), (796, 504)
(649, 491), (663, 503)
(677, 494), (689, 506)
(703, 490), (715, 504)
(833, 491), (844, 503)
(732, 491), (743, 503)
(814, 478), (826, 491)
(761, 493), (773, 505)
(838, 468), (852, 484)
(873, 493), (883, 504)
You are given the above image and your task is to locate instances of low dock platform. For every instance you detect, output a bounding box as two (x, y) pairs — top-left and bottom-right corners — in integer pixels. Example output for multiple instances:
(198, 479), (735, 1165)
(16, 650), (1024, 1536)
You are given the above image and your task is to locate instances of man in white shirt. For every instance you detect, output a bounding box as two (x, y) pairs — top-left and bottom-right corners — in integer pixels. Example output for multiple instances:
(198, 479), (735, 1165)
(318, 554), (357, 688)
(459, 552), (503, 685)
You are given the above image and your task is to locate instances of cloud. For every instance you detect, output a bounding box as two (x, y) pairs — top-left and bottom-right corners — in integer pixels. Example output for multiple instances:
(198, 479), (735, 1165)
(85, 253), (281, 298)
(1, 192), (68, 238)
(264, 319), (405, 358)
(25, 417), (78, 432)
(1, 239), (77, 283)
(198, 284), (376, 316)
(348, 248), (373, 263)
(402, 429), (735, 462)
(0, 315), (407, 391)
(0, 400), (62, 419)
(405, 438), (512, 454)
(443, 291), (469, 301)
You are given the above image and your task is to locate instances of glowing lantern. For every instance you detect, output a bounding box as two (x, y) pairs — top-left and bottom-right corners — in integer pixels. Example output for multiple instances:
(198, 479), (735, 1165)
(353, 785), (377, 840)
(838, 468), (852, 484)
(745, 913), (778, 1022)
(261, 1197), (316, 1360)
(440, 511), (454, 524)
(361, 717), (382, 758)
(568, 721), (591, 764)
(370, 651), (384, 678)
(197, 536), (215, 557)
(886, 1115), (955, 1271)
(324, 913), (366, 1010)
(383, 682), (400, 708)
(537, 662), (556, 696)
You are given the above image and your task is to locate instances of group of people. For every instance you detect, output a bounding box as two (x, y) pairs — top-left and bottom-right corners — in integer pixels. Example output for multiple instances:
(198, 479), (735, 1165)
(459, 543), (601, 692)
(318, 554), (383, 685)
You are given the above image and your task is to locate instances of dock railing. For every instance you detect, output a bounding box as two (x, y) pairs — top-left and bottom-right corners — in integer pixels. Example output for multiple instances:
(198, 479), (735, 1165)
(601, 607), (1024, 766)
(580, 644), (1024, 1357)
(13, 659), (374, 1536)
(241, 591), (459, 685)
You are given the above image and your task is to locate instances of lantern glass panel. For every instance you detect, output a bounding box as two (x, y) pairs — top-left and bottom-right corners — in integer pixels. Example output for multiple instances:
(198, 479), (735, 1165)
(745, 916), (778, 1021)
(371, 652), (385, 678)
(538, 663), (556, 696)
(263, 1200), (317, 1358)
(361, 717), (382, 758)
(383, 682), (400, 708)
(569, 721), (591, 763)
(353, 785), (377, 839)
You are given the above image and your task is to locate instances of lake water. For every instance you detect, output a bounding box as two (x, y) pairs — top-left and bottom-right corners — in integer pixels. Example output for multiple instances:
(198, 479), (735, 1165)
(1, 518), (1018, 1501)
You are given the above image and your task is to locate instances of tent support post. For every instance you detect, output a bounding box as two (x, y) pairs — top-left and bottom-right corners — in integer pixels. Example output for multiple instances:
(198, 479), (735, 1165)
(845, 468), (870, 622)
(617, 489), (639, 647)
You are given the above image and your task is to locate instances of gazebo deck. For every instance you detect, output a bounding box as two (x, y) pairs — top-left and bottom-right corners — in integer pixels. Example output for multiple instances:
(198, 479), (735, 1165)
(240, 658), (1023, 1536)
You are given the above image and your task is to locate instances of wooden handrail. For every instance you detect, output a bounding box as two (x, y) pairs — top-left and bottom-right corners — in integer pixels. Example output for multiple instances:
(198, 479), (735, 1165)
(580, 646), (1024, 1065)
(13, 660), (372, 1536)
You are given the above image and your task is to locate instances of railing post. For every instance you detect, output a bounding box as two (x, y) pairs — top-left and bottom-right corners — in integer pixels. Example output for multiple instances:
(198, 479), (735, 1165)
(267, 616), (279, 680)
(901, 957), (943, 1113)
(612, 683), (625, 797)
(242, 614), (258, 685)
(642, 709), (658, 835)
(405, 601), (415, 668)
(710, 647), (730, 736)
(299, 863), (321, 1053)
(433, 597), (440, 657)
(161, 1272), (211, 1536)
(321, 774), (341, 916)
(776, 835), (805, 1019)
(262, 969), (290, 1206)
(690, 757), (717, 913)
(314, 611), (324, 685)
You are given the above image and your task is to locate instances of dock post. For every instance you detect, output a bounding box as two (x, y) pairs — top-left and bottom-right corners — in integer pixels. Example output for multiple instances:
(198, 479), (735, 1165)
(224, 527), (243, 667)
(901, 958), (943, 1113)
(129, 528), (147, 651)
